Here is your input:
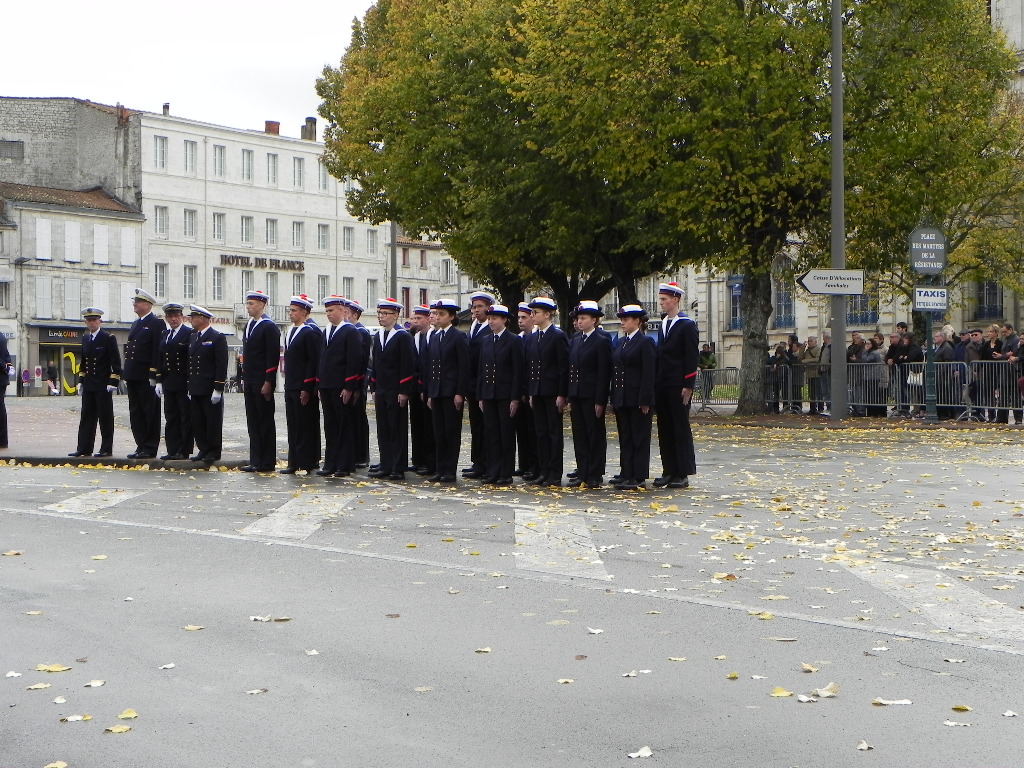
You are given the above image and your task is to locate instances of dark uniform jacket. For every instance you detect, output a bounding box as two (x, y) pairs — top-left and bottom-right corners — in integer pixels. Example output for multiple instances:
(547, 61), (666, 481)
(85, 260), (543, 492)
(123, 313), (165, 381)
(413, 329), (433, 394)
(157, 325), (194, 392)
(568, 328), (612, 402)
(611, 332), (656, 408)
(283, 321), (321, 393)
(476, 330), (524, 401)
(79, 329), (122, 391)
(317, 323), (365, 391)
(187, 328), (228, 396)
(242, 315), (281, 386)
(526, 325), (570, 398)
(466, 320), (489, 395)
(369, 327), (417, 397)
(656, 315), (699, 389)
(425, 326), (469, 399)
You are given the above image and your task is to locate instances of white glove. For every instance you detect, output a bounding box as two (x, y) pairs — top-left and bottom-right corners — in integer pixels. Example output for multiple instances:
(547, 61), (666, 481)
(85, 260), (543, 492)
(149, 378), (158, 388)
(77, 384), (83, 395)
(211, 391), (222, 405)
(106, 385), (116, 393)
(155, 383), (163, 398)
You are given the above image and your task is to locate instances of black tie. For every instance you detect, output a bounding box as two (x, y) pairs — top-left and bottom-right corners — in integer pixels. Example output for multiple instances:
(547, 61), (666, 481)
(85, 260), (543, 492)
(328, 325), (337, 343)
(665, 318), (673, 336)
(493, 333), (499, 344)
(383, 329), (390, 346)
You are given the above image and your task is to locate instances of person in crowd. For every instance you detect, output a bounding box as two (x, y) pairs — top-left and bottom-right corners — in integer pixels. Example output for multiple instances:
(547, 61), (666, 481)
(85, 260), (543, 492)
(995, 323), (1021, 424)
(526, 296), (569, 487)
(186, 305), (228, 464)
(408, 305), (436, 476)
(765, 343), (790, 414)
(566, 300), (612, 489)
(123, 288), (165, 459)
(515, 302), (538, 479)
(978, 323), (1003, 422)
(69, 308), (121, 458)
(860, 337), (886, 417)
(697, 343), (717, 406)
(799, 336), (822, 414)
(933, 330), (956, 420)
(897, 331), (925, 418)
(425, 299), (469, 484)
(819, 333), (832, 414)
(476, 304), (525, 486)
(787, 335), (805, 414)
(653, 282), (698, 488)
(155, 302), (194, 460)
(280, 295), (322, 474)
(45, 360), (59, 395)
(610, 305), (656, 491)
(240, 289), (281, 472)
(317, 296), (365, 478)
(368, 298), (416, 481)
(344, 299), (373, 468)
(463, 291), (495, 479)
(884, 332), (903, 416)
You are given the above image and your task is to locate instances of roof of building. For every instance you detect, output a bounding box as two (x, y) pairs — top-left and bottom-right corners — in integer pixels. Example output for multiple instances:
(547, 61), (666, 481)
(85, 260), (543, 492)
(396, 235), (444, 249)
(0, 182), (138, 214)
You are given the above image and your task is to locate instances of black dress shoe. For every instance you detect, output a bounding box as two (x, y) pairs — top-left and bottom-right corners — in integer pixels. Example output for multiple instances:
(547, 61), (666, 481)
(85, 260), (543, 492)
(415, 466), (433, 475)
(161, 453), (186, 461)
(438, 475), (457, 483)
(522, 473), (539, 482)
(315, 469), (334, 476)
(527, 476), (547, 486)
(546, 480), (562, 488)
(256, 466), (276, 473)
(127, 452), (141, 459)
(388, 473), (405, 481)
(202, 455), (219, 463)
(512, 470), (525, 477)
(480, 476), (499, 485)
(189, 454), (206, 462)
(369, 464), (381, 471)
(278, 468), (298, 474)
(565, 478), (584, 488)
(68, 451), (90, 457)
(355, 462), (370, 469)
(615, 481), (639, 491)
(610, 474), (623, 483)
(653, 476), (672, 488)
(427, 473), (443, 482)
(367, 469), (388, 478)
(334, 470), (351, 477)
(667, 477), (690, 489)
(240, 465), (258, 472)
(585, 481), (604, 489)
(463, 470), (484, 479)
(494, 477), (513, 486)
(567, 470), (579, 479)
(93, 452), (112, 458)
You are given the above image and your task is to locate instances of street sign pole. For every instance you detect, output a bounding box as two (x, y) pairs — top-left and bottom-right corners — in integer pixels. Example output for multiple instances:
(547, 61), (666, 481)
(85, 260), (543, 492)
(830, 0), (847, 422)
(910, 228), (948, 426)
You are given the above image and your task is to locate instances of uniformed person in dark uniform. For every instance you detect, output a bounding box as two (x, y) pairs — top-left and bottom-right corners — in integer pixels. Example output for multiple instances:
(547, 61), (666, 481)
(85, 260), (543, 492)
(123, 288), (165, 458)
(526, 296), (570, 487)
(345, 298), (373, 468)
(654, 282), (698, 489)
(408, 304), (436, 476)
(425, 299), (469, 483)
(567, 300), (613, 488)
(187, 305), (228, 464)
(463, 290), (494, 479)
(155, 302), (194, 460)
(476, 304), (524, 486)
(0, 331), (11, 447)
(317, 295), (365, 477)
(241, 289), (281, 472)
(368, 298), (417, 481)
(69, 307), (121, 458)
(281, 294), (322, 474)
(610, 304), (656, 491)
(515, 302), (538, 478)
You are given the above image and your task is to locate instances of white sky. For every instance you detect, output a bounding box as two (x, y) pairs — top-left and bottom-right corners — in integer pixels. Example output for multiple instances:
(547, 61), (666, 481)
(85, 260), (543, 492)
(2, 0), (377, 138)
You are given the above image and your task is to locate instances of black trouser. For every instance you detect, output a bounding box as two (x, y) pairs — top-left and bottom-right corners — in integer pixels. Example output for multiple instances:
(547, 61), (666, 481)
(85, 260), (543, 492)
(374, 392), (409, 476)
(243, 381), (277, 469)
(482, 399), (515, 480)
(615, 405), (652, 483)
(531, 395), (563, 482)
(126, 379), (161, 454)
(430, 396), (463, 477)
(515, 397), (537, 474)
(0, 384), (8, 446)
(655, 387), (696, 478)
(320, 389), (356, 473)
(354, 386), (370, 464)
(163, 388), (193, 456)
(569, 397), (606, 484)
(285, 389), (321, 470)
(466, 395), (485, 470)
(190, 393), (223, 460)
(77, 389), (114, 454)
(409, 392), (435, 472)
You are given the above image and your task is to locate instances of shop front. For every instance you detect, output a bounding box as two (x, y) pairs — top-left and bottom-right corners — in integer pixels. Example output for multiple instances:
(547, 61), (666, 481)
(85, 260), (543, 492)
(30, 325), (130, 396)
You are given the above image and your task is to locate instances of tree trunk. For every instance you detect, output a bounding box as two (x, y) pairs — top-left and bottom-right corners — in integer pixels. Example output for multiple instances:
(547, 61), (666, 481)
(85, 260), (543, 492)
(490, 274), (528, 311)
(736, 272), (774, 415)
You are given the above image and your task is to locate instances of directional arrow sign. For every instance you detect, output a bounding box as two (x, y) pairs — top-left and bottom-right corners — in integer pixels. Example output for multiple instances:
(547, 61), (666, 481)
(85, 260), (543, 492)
(796, 269), (865, 295)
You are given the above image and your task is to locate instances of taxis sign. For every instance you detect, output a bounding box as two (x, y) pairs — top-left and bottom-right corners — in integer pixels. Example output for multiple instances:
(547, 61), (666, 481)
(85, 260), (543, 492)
(914, 286), (948, 312)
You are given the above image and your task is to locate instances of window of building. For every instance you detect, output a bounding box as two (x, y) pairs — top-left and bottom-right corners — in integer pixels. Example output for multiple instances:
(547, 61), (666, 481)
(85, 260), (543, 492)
(441, 258), (455, 285)
(292, 221), (304, 250)
(729, 280), (743, 330)
(318, 275), (330, 302)
(183, 265), (197, 300)
(241, 216), (254, 245)
(344, 177), (355, 193)
(241, 270), (254, 296)
(154, 206), (169, 237)
(64, 278), (80, 319)
(212, 212), (225, 241)
(0, 281), (8, 309)
(0, 140), (25, 161)
(401, 247), (410, 267)
(401, 287), (411, 316)
(93, 224), (109, 265)
(293, 157), (304, 188)
(342, 226), (354, 252)
(35, 276), (52, 319)
(773, 278), (794, 329)
(419, 288), (428, 306)
(366, 279), (378, 308)
(35, 218), (52, 260)
(267, 153), (278, 185)
(266, 218), (277, 247)
(64, 221), (81, 263)
(366, 229), (378, 255)
(121, 228), (136, 268)
(154, 263), (168, 298)
(318, 161), (329, 191)
(212, 268), (225, 302)
(213, 144), (226, 177)
(977, 280), (1004, 319)
(120, 283), (135, 323)
(419, 249), (427, 269)
(318, 224), (329, 251)
(292, 273), (304, 296)
(183, 209), (196, 239)
(184, 140), (197, 174)
(266, 273), (278, 302)
(241, 149), (254, 181)
(342, 276), (354, 299)
(93, 281), (109, 314)
(846, 291), (878, 325)
(154, 136), (168, 170)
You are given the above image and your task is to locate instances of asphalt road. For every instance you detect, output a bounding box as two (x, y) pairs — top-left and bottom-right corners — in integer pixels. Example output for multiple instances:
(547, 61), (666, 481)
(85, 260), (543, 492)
(3, 426), (1024, 767)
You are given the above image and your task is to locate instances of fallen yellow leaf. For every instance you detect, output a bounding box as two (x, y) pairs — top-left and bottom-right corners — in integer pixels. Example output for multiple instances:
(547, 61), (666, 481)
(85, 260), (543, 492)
(26, 683), (52, 690)
(43, 762), (69, 768)
(802, 663), (819, 673)
(90, 555), (108, 560)
(182, 625), (205, 631)
(59, 714), (92, 722)
(25, 610), (43, 615)
(2, 550), (23, 556)
(117, 708), (138, 719)
(104, 725), (132, 733)
(36, 664), (72, 673)
(952, 704), (973, 712)
(726, 671), (739, 680)
(770, 686), (794, 697)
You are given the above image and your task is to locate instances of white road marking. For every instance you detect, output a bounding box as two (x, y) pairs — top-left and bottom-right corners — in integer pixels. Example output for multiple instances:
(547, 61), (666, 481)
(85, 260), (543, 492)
(43, 489), (147, 515)
(844, 562), (1024, 645)
(239, 494), (355, 540)
(514, 508), (611, 581)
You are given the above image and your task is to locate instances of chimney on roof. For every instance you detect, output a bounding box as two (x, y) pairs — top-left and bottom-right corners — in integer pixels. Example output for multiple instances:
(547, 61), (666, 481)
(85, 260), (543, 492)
(162, 103), (170, 116)
(265, 120), (280, 135)
(301, 117), (317, 141)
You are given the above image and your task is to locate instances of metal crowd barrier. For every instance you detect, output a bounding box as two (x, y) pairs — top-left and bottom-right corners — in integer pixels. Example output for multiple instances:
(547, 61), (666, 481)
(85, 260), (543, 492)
(693, 367), (741, 414)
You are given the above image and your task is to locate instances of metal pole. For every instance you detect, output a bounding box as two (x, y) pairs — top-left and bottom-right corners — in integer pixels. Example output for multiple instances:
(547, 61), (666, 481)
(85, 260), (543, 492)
(924, 310), (937, 422)
(388, 221), (398, 301)
(829, 0), (847, 421)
